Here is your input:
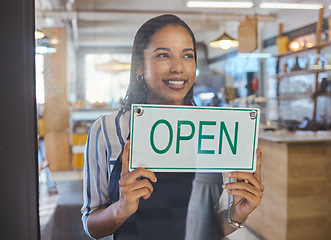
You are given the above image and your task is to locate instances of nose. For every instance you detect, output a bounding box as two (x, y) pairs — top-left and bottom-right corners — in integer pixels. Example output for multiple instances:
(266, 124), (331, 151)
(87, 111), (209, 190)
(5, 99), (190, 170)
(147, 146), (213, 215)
(170, 58), (184, 73)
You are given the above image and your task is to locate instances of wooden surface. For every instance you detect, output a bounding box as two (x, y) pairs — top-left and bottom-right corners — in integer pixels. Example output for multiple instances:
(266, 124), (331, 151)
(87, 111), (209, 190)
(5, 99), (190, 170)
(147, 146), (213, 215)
(247, 138), (331, 240)
(274, 41), (331, 58)
(43, 27), (70, 171)
(246, 139), (288, 240)
(44, 131), (71, 171)
(238, 16), (257, 53)
(259, 129), (331, 143)
(287, 142), (331, 239)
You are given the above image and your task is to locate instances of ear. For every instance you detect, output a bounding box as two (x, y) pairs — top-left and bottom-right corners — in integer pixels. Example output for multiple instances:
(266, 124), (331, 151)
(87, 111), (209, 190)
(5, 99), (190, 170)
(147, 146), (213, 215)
(136, 62), (143, 76)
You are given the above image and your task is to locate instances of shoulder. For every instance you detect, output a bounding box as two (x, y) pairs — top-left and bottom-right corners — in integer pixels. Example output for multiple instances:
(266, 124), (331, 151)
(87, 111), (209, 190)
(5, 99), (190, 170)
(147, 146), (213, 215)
(86, 112), (118, 151)
(88, 111), (119, 135)
(88, 110), (130, 159)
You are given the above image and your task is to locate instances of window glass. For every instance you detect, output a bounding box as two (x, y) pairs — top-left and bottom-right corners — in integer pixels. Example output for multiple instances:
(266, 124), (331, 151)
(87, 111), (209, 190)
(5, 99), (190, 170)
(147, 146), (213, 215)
(35, 54), (45, 104)
(85, 53), (130, 106)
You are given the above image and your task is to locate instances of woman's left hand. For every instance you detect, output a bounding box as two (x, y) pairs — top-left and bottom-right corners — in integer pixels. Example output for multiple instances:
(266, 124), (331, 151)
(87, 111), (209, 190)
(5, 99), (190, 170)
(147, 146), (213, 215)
(222, 148), (264, 223)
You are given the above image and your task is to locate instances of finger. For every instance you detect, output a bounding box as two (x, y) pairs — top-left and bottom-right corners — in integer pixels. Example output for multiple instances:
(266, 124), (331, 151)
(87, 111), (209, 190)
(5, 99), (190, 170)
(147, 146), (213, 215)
(121, 140), (131, 178)
(254, 147), (262, 182)
(226, 172), (262, 191)
(120, 167), (157, 185)
(223, 181), (263, 198)
(123, 187), (153, 202)
(227, 189), (262, 207)
(122, 178), (154, 197)
(121, 188), (151, 203)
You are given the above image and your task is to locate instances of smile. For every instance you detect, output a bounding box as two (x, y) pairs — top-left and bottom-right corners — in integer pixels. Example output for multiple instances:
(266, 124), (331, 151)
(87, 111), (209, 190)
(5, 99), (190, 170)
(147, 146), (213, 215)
(168, 80), (185, 86)
(163, 78), (187, 86)
(163, 79), (187, 90)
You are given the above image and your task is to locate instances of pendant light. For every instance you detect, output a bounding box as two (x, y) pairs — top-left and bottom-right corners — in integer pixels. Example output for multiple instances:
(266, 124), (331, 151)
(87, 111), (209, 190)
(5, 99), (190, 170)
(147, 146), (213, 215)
(209, 32), (239, 50)
(36, 37), (57, 54)
(35, 30), (45, 40)
(95, 59), (131, 75)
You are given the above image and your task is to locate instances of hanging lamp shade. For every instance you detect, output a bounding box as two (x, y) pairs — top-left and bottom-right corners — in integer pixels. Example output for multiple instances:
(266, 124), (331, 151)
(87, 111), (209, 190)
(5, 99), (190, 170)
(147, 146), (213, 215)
(35, 37), (57, 54)
(95, 59), (131, 75)
(35, 30), (45, 40)
(209, 32), (239, 50)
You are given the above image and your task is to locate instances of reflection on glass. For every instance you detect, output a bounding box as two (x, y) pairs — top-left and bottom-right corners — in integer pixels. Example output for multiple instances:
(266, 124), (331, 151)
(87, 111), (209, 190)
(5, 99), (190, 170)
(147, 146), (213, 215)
(85, 54), (130, 106)
(35, 54), (45, 104)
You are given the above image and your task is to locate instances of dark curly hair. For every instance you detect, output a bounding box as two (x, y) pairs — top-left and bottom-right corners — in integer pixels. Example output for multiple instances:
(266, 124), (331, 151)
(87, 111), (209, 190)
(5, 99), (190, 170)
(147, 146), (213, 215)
(121, 14), (197, 112)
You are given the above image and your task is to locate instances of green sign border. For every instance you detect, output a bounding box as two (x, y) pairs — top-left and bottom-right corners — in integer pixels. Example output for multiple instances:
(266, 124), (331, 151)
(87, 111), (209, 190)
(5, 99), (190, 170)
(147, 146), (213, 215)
(130, 105), (259, 172)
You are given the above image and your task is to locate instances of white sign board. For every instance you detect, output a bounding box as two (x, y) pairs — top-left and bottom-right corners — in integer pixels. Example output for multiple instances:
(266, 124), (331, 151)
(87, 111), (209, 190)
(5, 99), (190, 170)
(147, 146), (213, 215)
(129, 104), (260, 172)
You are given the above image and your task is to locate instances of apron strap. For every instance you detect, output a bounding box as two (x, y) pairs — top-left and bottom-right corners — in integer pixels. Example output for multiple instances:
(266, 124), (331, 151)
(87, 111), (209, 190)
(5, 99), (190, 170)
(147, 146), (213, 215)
(109, 110), (130, 204)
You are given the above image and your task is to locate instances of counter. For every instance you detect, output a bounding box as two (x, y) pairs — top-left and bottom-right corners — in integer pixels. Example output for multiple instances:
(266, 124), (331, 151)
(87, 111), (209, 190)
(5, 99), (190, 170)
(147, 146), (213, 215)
(246, 129), (331, 240)
(259, 129), (331, 143)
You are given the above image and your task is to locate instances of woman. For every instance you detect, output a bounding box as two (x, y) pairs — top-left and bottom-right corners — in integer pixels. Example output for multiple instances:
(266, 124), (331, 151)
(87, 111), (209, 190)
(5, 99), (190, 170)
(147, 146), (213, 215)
(81, 14), (264, 240)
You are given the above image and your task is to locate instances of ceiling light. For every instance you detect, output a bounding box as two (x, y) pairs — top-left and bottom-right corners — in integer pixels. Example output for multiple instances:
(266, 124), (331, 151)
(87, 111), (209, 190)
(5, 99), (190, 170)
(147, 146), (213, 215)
(36, 46), (57, 54)
(288, 41), (301, 51)
(95, 60), (131, 75)
(49, 38), (59, 44)
(35, 37), (57, 54)
(35, 30), (45, 40)
(187, 1), (253, 8)
(259, 2), (323, 10)
(209, 32), (239, 50)
(199, 92), (215, 100)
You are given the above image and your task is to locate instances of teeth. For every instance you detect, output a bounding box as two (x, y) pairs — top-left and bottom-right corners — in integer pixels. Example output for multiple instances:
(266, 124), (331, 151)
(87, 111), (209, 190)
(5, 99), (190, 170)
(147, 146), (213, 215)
(168, 80), (184, 86)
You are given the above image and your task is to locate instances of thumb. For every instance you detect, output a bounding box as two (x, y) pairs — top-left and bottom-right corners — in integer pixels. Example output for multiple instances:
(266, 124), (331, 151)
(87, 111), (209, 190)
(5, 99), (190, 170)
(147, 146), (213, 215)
(121, 140), (131, 178)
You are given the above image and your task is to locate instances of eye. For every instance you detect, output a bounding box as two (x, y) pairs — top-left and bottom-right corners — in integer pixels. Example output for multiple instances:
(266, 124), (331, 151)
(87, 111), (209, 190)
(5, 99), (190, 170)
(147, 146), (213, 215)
(184, 53), (194, 59)
(156, 53), (170, 58)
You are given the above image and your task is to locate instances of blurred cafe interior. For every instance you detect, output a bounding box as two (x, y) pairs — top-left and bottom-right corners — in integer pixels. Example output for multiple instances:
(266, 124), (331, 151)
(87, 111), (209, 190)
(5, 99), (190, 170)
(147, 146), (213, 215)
(2, 0), (331, 240)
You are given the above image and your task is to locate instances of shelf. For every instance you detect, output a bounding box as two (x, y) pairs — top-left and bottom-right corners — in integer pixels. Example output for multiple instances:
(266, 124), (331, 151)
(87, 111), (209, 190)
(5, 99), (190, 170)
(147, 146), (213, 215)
(268, 92), (331, 100)
(317, 92), (331, 97)
(276, 68), (331, 79)
(274, 11), (331, 131)
(277, 93), (314, 100)
(275, 41), (331, 58)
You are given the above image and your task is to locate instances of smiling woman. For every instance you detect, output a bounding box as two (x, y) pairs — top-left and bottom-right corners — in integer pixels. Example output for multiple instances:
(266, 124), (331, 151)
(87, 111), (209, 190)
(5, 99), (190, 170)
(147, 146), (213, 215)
(81, 14), (264, 240)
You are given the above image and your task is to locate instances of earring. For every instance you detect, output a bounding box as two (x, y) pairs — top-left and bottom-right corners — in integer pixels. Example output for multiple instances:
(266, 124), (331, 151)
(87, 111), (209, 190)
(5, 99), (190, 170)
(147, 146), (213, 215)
(136, 74), (144, 83)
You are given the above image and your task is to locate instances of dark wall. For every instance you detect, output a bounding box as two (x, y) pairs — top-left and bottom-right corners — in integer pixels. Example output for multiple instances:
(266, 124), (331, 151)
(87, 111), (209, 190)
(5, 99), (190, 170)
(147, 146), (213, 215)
(0, 0), (40, 239)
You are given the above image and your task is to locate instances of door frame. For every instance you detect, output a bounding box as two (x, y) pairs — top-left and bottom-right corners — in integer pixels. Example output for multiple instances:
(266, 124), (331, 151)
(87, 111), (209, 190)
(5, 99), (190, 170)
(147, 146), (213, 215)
(0, 0), (40, 238)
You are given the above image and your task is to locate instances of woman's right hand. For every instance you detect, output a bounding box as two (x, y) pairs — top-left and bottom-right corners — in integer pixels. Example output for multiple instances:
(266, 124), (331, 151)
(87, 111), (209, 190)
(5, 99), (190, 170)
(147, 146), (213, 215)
(118, 140), (157, 218)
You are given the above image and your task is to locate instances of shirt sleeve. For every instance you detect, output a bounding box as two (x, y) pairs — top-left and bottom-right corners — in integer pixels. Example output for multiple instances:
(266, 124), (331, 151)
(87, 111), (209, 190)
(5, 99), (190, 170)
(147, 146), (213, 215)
(81, 115), (112, 238)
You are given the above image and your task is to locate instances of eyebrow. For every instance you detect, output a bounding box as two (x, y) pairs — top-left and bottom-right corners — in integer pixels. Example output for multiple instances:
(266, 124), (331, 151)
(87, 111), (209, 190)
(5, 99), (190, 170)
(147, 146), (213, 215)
(153, 47), (170, 52)
(153, 47), (194, 52)
(183, 48), (194, 52)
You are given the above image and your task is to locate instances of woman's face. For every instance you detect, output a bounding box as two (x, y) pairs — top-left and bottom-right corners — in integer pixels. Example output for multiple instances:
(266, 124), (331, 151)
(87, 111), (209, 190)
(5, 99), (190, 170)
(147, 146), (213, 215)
(140, 25), (196, 105)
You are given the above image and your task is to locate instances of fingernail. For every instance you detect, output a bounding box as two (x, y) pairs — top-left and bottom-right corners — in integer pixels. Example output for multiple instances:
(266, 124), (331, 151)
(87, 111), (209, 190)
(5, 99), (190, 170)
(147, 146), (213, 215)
(222, 184), (227, 189)
(227, 172), (232, 177)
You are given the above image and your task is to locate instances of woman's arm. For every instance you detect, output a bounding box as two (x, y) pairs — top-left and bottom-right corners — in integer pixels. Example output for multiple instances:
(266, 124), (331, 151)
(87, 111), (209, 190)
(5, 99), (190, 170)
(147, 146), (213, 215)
(221, 148), (264, 236)
(86, 140), (157, 239)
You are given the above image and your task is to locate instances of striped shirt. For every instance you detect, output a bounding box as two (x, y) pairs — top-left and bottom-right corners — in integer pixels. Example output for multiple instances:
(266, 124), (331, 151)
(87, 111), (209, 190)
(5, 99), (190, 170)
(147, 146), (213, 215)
(81, 110), (130, 238)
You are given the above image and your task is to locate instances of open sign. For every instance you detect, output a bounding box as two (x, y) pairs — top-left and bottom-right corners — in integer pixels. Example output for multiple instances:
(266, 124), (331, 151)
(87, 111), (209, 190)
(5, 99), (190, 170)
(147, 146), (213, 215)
(129, 104), (260, 172)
